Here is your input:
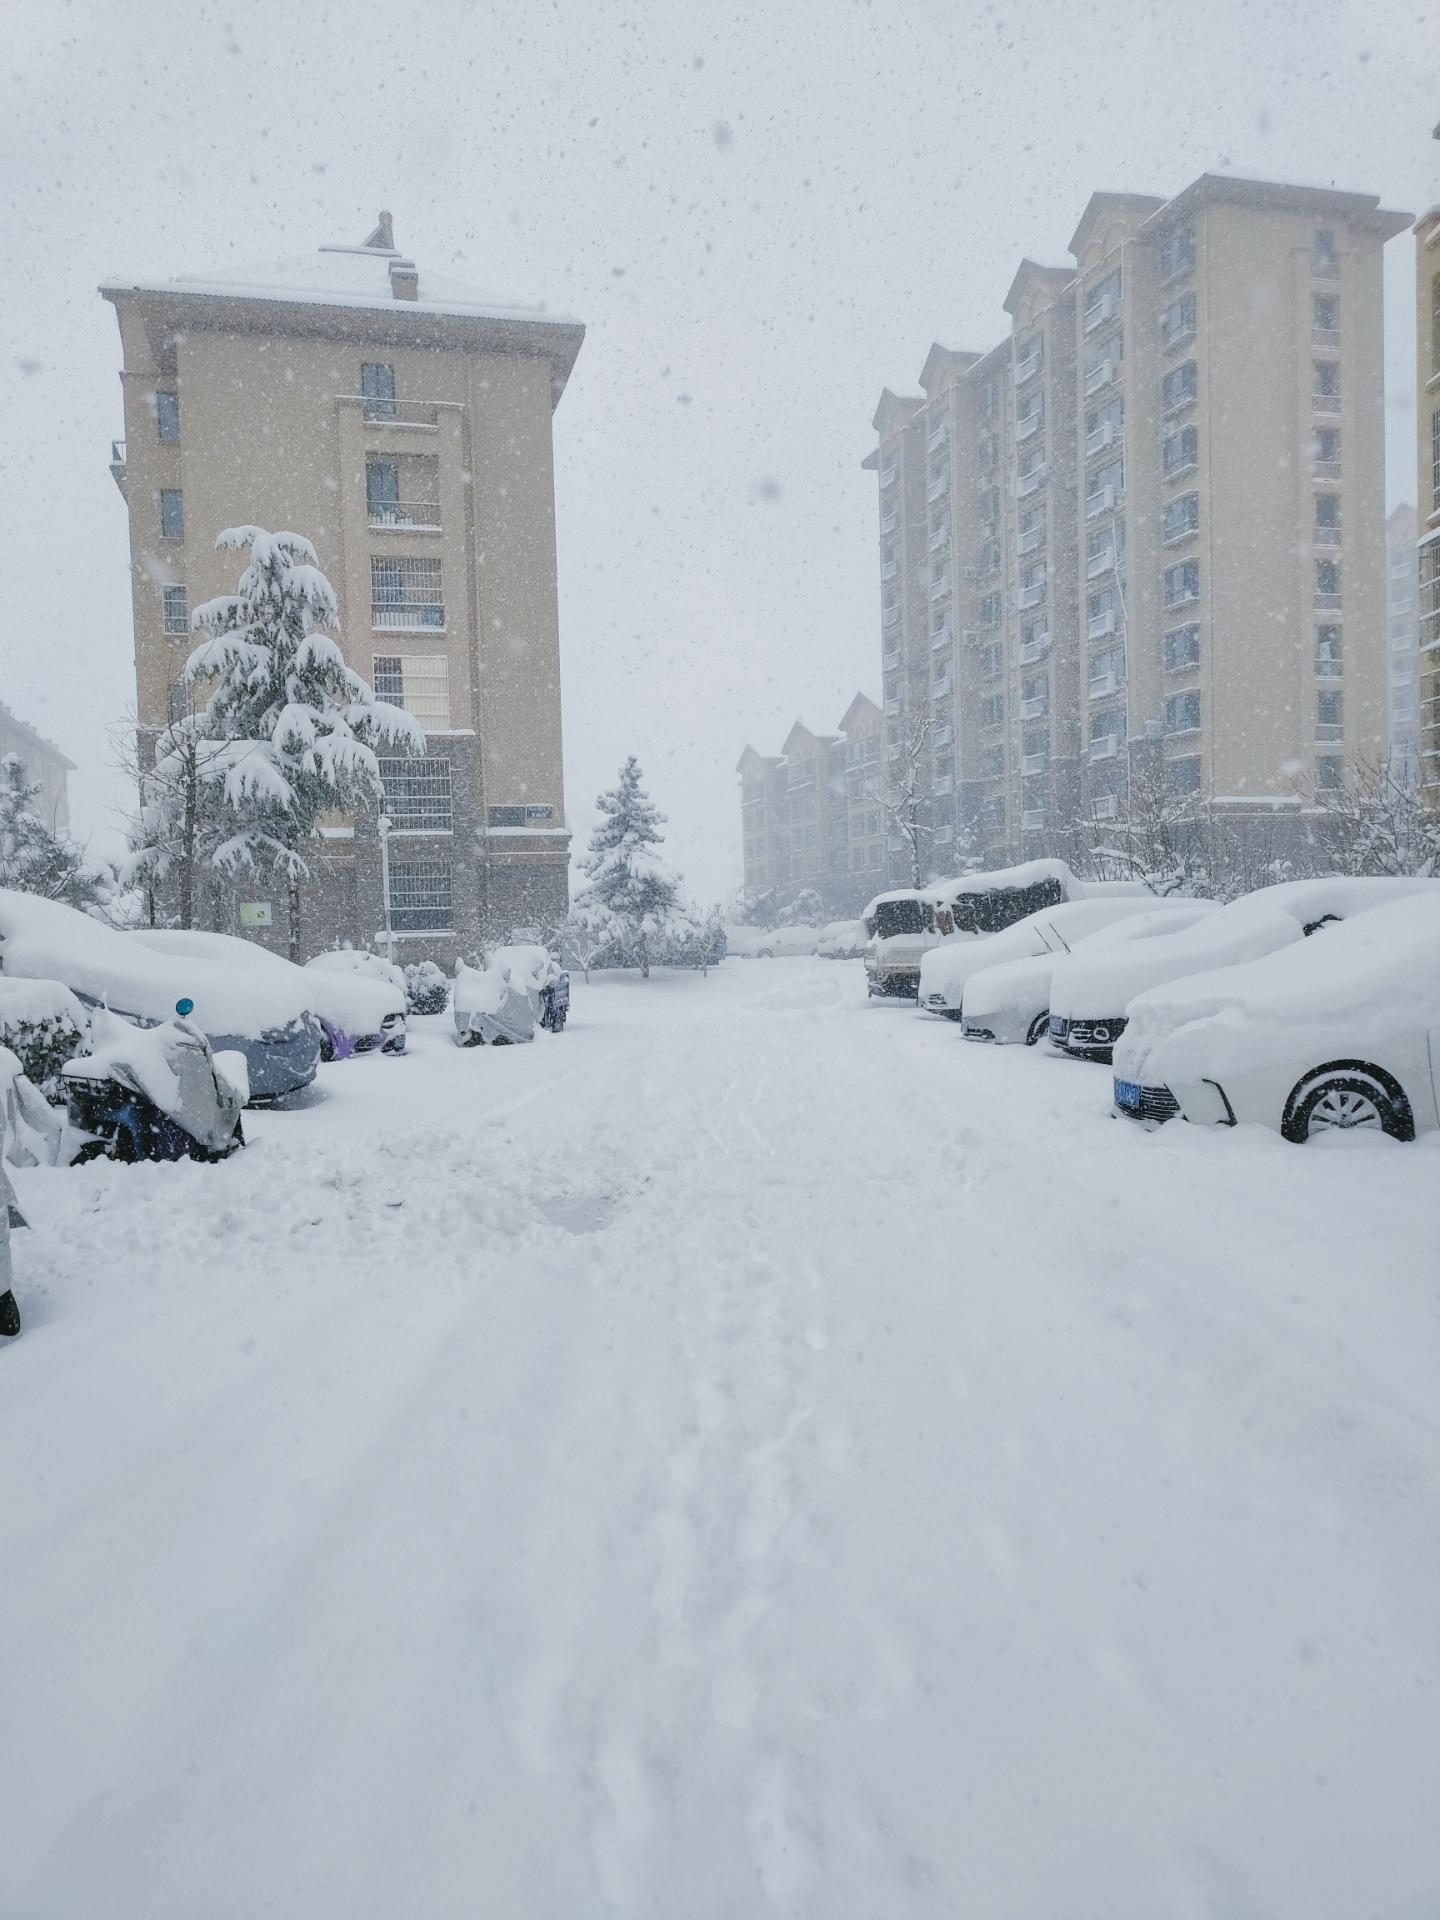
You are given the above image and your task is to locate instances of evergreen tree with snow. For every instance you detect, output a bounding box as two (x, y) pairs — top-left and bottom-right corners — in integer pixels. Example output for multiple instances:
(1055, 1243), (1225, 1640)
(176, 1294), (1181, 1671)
(185, 527), (424, 958)
(570, 757), (696, 978)
(122, 713), (230, 930)
(0, 754), (106, 909)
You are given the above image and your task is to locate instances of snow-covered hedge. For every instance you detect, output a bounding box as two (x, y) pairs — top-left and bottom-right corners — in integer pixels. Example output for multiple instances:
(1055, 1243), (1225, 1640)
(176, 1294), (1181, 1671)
(0, 976), (91, 1100)
(403, 960), (449, 1016)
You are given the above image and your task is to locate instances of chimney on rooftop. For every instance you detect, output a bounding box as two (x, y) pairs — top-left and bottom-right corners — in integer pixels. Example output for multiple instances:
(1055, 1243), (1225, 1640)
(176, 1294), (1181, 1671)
(364, 210), (395, 251)
(389, 257), (418, 300)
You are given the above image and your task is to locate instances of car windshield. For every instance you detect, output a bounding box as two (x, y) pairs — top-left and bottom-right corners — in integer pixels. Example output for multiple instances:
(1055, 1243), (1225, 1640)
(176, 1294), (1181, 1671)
(873, 899), (928, 938)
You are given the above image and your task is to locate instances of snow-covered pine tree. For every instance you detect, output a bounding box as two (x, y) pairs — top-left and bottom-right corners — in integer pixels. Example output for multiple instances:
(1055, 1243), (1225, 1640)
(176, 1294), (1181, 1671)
(569, 757), (696, 978)
(0, 754), (106, 908)
(122, 712), (230, 929)
(186, 527), (424, 958)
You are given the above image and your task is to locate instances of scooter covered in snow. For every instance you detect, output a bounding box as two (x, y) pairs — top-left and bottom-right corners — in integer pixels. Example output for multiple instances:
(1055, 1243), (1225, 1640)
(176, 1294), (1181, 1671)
(63, 1002), (247, 1165)
(453, 945), (570, 1046)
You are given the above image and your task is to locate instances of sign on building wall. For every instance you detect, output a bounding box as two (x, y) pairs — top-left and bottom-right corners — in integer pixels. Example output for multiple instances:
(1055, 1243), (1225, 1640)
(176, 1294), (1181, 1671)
(238, 902), (273, 927)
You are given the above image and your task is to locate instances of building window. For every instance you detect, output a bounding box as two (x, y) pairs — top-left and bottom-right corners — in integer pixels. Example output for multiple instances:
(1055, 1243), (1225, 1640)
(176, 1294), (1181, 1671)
(1316, 756), (1343, 789)
(1091, 646), (1126, 689)
(980, 643), (1003, 677)
(1088, 519), (1125, 567)
(372, 654), (450, 729)
(1163, 560), (1200, 607)
(388, 858), (452, 930)
(978, 539), (1001, 576)
(977, 486), (1001, 524)
(1088, 585), (1122, 637)
(978, 432), (999, 469)
(1159, 227), (1196, 282)
(487, 804), (555, 828)
(1316, 558), (1340, 598)
(167, 680), (192, 726)
(1162, 493), (1199, 543)
(160, 489), (184, 540)
(1020, 561), (1046, 607)
(1312, 229), (1338, 277)
(981, 694), (1004, 729)
(1022, 617), (1049, 652)
(1016, 393), (1044, 440)
(1315, 493), (1340, 530)
(1018, 504), (1046, 552)
(1432, 410), (1440, 510)
(1084, 268), (1121, 327)
(1165, 623), (1201, 671)
(1091, 709), (1126, 746)
(980, 591), (1002, 627)
(1087, 458), (1124, 516)
(1166, 690), (1201, 734)
(1313, 294), (1338, 333)
(1317, 690), (1343, 729)
(978, 381), (998, 421)
(1313, 427), (1341, 469)
(1086, 398), (1124, 451)
(162, 584), (188, 635)
(1163, 426), (1199, 477)
(1314, 360), (1340, 400)
(984, 796), (1006, 832)
(361, 362), (397, 417)
(1161, 361), (1198, 414)
(1169, 757), (1202, 795)
(156, 392), (180, 442)
(1159, 294), (1196, 349)
(1022, 672), (1049, 712)
(372, 556), (444, 630)
(379, 756), (453, 833)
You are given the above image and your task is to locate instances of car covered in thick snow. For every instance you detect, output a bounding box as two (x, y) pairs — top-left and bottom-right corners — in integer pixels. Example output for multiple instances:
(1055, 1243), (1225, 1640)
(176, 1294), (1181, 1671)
(0, 891), (321, 1101)
(919, 894), (1207, 1022)
(866, 861), (1149, 1000)
(1111, 891), (1440, 1140)
(130, 932), (407, 1062)
(816, 919), (866, 959)
(1046, 876), (1440, 1066)
(726, 925), (822, 959)
(956, 901), (1220, 1045)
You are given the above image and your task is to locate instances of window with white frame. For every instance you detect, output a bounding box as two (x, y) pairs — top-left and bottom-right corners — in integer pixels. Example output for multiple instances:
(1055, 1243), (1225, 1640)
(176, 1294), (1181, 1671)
(1162, 493), (1199, 543)
(1159, 226), (1196, 282)
(1161, 361), (1198, 413)
(372, 556), (444, 630)
(1166, 690), (1201, 734)
(1165, 623), (1201, 671)
(372, 654), (450, 730)
(163, 584), (188, 635)
(155, 392), (180, 442)
(1163, 425), (1199, 477)
(1159, 294), (1196, 349)
(1164, 560), (1200, 607)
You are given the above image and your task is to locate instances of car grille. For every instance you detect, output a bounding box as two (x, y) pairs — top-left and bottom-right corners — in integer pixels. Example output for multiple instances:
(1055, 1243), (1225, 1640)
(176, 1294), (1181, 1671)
(961, 1021), (994, 1042)
(1114, 1081), (1181, 1124)
(1066, 1016), (1127, 1056)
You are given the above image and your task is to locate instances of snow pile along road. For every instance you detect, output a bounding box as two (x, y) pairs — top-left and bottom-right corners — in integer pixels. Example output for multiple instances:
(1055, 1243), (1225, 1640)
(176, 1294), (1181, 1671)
(1, 959), (1436, 1917)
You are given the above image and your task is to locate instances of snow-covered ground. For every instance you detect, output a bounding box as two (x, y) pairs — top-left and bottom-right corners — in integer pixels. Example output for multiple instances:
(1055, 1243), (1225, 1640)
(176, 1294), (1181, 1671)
(2, 958), (1436, 1917)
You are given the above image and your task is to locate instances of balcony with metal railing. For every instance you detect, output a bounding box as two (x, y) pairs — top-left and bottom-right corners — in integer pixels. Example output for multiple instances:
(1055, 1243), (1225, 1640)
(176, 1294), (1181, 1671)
(1021, 808), (1046, 831)
(881, 559), (899, 580)
(1016, 409), (1043, 442)
(1083, 294), (1116, 334)
(1089, 670), (1119, 701)
(1020, 696), (1048, 721)
(927, 467), (951, 503)
(880, 462), (898, 488)
(1021, 754), (1048, 778)
(928, 523), (950, 552)
(1088, 608), (1118, 641)
(881, 507), (899, 533)
(1016, 463), (1046, 498)
(1013, 348), (1043, 387)
(368, 499), (441, 530)
(1086, 484), (1117, 519)
(1085, 421), (1119, 458)
(1018, 524), (1045, 556)
(1017, 583), (1046, 610)
(361, 399), (441, 428)
(1086, 546), (1117, 580)
(926, 420), (950, 453)
(1089, 734), (1121, 762)
(1084, 357), (1119, 397)
(1017, 633), (1050, 665)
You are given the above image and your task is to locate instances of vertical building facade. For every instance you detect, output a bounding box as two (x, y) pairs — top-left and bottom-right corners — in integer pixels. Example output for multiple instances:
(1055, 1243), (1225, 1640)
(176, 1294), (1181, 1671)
(867, 175), (1409, 873)
(102, 217), (584, 959)
(1386, 504), (1419, 777)
(737, 693), (885, 914)
(1415, 199), (1440, 797)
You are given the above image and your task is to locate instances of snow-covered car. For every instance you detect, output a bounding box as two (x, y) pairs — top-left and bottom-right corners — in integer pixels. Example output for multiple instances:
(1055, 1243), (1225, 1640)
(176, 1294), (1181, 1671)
(919, 894), (1208, 1021)
(1112, 891), (1440, 1140)
(1047, 876), (1440, 1066)
(726, 925), (822, 959)
(957, 901), (1220, 1044)
(0, 891), (321, 1101)
(129, 932), (406, 1062)
(453, 945), (564, 1046)
(866, 861), (1149, 1000)
(816, 920), (866, 959)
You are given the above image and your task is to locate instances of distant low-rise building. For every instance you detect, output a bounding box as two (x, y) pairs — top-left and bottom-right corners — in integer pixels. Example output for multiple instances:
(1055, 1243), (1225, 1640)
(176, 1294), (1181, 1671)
(0, 702), (75, 836)
(738, 693), (885, 915)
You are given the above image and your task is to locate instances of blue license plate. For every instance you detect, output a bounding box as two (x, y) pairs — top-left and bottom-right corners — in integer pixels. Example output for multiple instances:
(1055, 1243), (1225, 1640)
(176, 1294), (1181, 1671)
(1114, 1080), (1141, 1110)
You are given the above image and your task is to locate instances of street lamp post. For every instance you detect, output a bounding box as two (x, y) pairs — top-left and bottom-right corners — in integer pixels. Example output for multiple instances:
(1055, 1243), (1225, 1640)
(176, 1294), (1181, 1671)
(378, 811), (396, 966)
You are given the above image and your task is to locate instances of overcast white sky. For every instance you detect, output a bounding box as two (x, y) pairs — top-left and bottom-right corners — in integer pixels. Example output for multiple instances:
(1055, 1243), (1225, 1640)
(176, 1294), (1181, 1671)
(2, 0), (1434, 904)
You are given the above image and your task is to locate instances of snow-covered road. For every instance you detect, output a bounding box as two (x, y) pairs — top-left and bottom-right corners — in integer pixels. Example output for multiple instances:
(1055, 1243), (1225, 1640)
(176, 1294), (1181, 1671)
(2, 957), (1437, 1917)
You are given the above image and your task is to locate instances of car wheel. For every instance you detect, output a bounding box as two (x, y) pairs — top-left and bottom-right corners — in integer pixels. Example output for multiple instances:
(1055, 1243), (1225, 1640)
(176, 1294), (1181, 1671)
(1026, 1010), (1050, 1046)
(757, 948), (774, 959)
(1284, 1070), (1412, 1144)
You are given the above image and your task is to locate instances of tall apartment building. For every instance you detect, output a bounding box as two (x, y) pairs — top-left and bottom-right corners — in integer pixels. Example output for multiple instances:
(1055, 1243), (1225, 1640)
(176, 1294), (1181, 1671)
(101, 216), (583, 959)
(1415, 198), (1440, 797)
(737, 693), (885, 914)
(1387, 504), (1419, 776)
(866, 176), (1409, 873)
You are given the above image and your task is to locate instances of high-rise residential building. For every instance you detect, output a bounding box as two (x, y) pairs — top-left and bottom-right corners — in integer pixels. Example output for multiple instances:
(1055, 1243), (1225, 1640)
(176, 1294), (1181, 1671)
(1387, 505), (1419, 777)
(0, 702), (75, 837)
(737, 694), (885, 913)
(866, 176), (1409, 873)
(101, 214), (583, 958)
(1415, 197), (1440, 798)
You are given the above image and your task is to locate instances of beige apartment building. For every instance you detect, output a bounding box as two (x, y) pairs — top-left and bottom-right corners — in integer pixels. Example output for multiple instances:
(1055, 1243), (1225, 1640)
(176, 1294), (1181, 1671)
(866, 175), (1409, 872)
(738, 693), (885, 914)
(101, 215), (583, 959)
(1416, 197), (1440, 797)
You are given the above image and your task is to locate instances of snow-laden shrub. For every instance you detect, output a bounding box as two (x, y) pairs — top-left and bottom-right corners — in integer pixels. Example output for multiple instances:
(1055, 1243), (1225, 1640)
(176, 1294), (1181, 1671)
(0, 977), (91, 1100)
(403, 959), (449, 1015)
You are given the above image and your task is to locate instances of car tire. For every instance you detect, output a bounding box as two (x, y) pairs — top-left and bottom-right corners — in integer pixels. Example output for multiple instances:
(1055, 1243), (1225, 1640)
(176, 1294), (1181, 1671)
(939, 1008), (963, 1022)
(1283, 1069), (1412, 1144)
(70, 1139), (110, 1166)
(1026, 1010), (1050, 1046)
(757, 949), (774, 959)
